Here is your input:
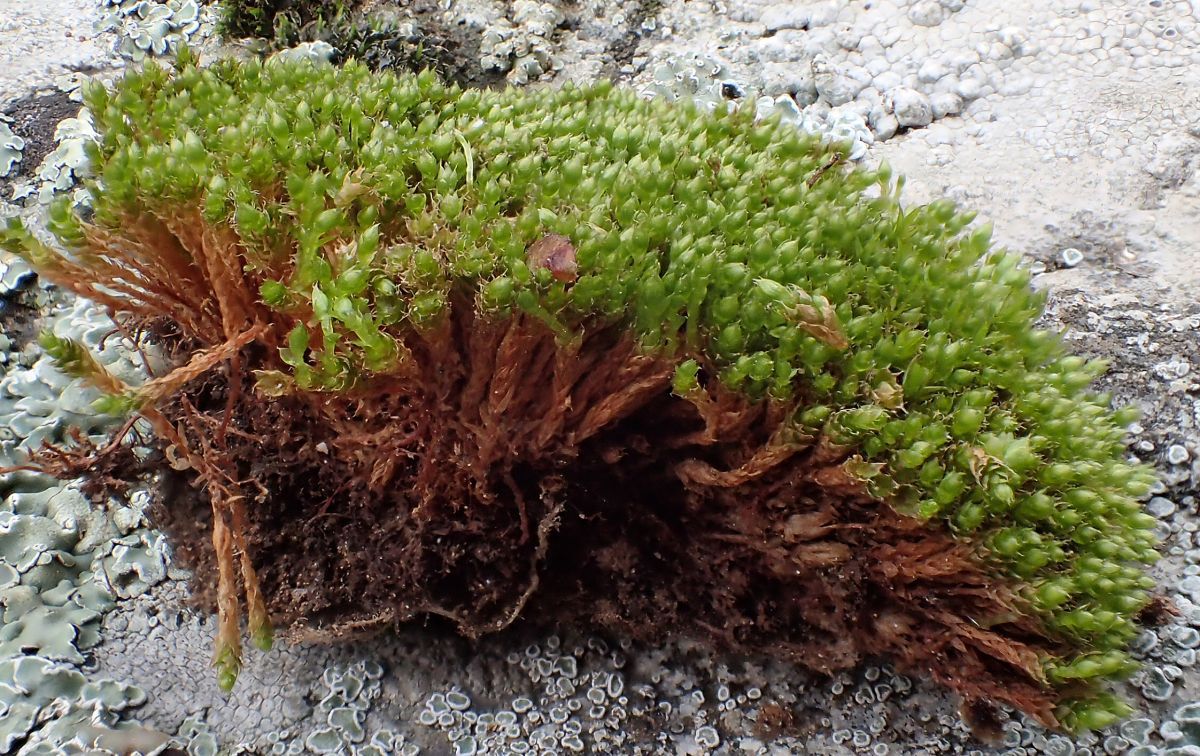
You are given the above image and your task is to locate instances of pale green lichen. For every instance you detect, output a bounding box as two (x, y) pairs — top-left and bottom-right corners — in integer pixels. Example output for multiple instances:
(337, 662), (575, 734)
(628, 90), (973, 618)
(0, 116), (24, 178)
(0, 301), (165, 751)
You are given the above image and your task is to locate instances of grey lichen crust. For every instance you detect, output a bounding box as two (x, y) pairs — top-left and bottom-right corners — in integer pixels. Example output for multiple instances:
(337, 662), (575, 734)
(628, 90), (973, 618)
(0, 297), (172, 753)
(95, 0), (211, 62)
(0, 116), (24, 180)
(479, 0), (565, 85)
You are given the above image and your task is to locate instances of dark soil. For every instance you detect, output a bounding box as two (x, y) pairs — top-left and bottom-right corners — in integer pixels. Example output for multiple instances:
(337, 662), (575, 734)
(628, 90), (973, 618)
(600, 0), (664, 81)
(0, 91), (80, 199)
(143, 300), (1069, 728)
(388, 0), (505, 89)
(0, 294), (43, 353)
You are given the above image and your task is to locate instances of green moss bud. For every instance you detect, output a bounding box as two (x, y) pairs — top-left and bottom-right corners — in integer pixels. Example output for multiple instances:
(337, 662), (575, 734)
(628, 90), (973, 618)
(954, 502), (986, 533)
(1036, 579), (1074, 610)
(673, 359), (701, 395)
(260, 280), (287, 306)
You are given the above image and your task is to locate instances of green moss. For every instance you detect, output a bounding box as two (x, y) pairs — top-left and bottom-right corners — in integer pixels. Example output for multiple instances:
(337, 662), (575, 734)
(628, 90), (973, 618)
(2, 53), (1160, 729)
(216, 0), (361, 45)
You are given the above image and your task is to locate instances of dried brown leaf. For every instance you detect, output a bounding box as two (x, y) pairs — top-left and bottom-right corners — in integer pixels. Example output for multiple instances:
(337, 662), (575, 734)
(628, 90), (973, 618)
(527, 234), (578, 283)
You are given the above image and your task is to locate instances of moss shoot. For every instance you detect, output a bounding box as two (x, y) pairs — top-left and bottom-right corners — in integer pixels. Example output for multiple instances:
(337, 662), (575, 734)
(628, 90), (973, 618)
(1, 51), (1160, 731)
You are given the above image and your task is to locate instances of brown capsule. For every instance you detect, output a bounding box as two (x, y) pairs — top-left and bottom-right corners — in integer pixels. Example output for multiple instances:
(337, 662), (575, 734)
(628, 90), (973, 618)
(527, 234), (578, 283)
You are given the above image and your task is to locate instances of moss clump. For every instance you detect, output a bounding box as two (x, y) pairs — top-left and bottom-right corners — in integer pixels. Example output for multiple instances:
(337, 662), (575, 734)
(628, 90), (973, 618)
(220, 0), (491, 88)
(1, 52), (1160, 731)
(324, 16), (454, 78)
(216, 0), (361, 45)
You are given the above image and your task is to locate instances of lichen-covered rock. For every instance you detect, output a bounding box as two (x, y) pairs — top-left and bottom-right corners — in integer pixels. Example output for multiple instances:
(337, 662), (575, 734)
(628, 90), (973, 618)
(1, 54), (1160, 731)
(0, 292), (166, 751)
(889, 86), (934, 129)
(0, 116), (24, 179)
(96, 0), (208, 62)
(27, 108), (98, 207)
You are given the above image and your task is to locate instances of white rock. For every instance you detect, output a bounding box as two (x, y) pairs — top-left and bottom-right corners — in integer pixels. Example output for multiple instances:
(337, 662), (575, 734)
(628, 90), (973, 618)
(807, 1), (840, 28)
(998, 75), (1034, 96)
(977, 41), (1012, 62)
(806, 99), (832, 121)
(922, 123), (957, 146)
(956, 77), (985, 100)
(877, 26), (903, 48)
(812, 57), (867, 106)
(760, 63), (818, 105)
(760, 4), (809, 32)
(945, 49), (981, 72)
(869, 108), (899, 140)
(908, 0), (946, 27)
(932, 74), (962, 94)
(930, 92), (963, 119)
(995, 26), (1033, 56)
(889, 87), (933, 128)
(856, 86), (884, 109)
(864, 57), (890, 76)
(833, 23), (863, 50)
(858, 34), (885, 57)
(939, 0), (965, 9)
(917, 58), (949, 84)
(872, 71), (902, 91)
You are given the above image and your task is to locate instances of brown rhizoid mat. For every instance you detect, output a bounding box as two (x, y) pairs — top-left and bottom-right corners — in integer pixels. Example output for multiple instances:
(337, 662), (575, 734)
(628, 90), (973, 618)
(125, 299), (1068, 726)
